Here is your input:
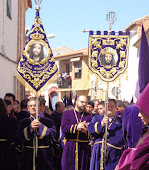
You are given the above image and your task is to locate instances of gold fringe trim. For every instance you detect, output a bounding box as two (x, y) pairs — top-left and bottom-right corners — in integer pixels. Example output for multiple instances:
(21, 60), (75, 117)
(17, 71), (58, 96)
(24, 127), (30, 141)
(126, 70), (128, 81)
(88, 68), (128, 85)
(118, 78), (121, 88)
(39, 126), (47, 139)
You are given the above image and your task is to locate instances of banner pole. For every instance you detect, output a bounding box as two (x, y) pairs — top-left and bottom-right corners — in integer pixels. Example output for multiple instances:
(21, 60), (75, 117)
(33, 136), (36, 170)
(104, 82), (109, 163)
(35, 94), (38, 156)
(33, 94), (39, 170)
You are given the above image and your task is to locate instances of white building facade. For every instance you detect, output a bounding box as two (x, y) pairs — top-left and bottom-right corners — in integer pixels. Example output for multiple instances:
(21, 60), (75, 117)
(0, 0), (31, 99)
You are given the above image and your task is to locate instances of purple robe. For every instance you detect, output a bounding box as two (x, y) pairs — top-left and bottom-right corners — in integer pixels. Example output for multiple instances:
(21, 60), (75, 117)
(117, 131), (149, 169)
(122, 104), (143, 148)
(17, 114), (57, 170)
(61, 109), (92, 170)
(88, 114), (125, 170)
(115, 111), (124, 119)
(0, 115), (17, 170)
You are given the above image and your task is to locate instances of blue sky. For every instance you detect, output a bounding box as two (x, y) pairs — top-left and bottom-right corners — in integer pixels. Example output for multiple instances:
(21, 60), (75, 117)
(26, 0), (149, 51)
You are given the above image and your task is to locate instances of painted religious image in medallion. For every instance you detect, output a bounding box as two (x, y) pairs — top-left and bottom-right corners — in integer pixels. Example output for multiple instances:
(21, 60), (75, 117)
(99, 47), (118, 69)
(28, 41), (48, 62)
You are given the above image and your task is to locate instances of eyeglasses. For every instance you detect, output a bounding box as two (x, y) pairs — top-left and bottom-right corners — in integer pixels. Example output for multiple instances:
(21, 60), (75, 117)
(28, 104), (36, 108)
(79, 101), (87, 104)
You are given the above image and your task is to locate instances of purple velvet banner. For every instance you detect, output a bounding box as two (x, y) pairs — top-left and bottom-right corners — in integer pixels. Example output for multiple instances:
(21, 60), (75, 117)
(17, 11), (58, 94)
(88, 31), (129, 82)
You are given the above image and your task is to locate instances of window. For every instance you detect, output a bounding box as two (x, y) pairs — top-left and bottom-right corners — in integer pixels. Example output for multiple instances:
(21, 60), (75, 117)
(7, 0), (12, 20)
(74, 62), (82, 78)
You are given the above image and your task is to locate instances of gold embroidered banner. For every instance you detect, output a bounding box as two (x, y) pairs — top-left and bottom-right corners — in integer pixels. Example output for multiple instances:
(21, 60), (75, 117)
(17, 11), (58, 95)
(88, 32), (129, 82)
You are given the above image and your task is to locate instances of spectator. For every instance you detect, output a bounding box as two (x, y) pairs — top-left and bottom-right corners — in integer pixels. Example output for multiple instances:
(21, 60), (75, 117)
(86, 101), (94, 115)
(51, 101), (65, 170)
(16, 99), (30, 122)
(4, 99), (13, 115)
(92, 99), (99, 116)
(0, 98), (17, 170)
(66, 73), (71, 87)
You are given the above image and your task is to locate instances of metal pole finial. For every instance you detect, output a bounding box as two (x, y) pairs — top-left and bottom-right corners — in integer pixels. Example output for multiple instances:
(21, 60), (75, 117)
(106, 11), (117, 31)
(34, 0), (42, 10)
(34, 0), (42, 5)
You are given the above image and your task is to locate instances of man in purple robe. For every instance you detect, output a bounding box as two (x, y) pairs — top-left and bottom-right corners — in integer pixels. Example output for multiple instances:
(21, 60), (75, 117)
(17, 97), (57, 170)
(88, 99), (125, 170)
(116, 82), (149, 169)
(61, 95), (92, 170)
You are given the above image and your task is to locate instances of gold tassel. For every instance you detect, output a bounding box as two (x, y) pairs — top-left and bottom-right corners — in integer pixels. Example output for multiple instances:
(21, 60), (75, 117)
(118, 78), (121, 88)
(87, 71), (90, 80)
(126, 70), (128, 81)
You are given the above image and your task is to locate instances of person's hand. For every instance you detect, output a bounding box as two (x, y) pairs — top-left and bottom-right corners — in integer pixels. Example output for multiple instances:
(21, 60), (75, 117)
(30, 119), (41, 130)
(101, 116), (109, 127)
(83, 122), (89, 128)
(77, 121), (86, 131)
(80, 123), (88, 133)
(80, 127), (88, 133)
(78, 121), (88, 133)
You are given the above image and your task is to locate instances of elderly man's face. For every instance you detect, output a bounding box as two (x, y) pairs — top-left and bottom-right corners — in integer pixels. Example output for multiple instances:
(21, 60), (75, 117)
(27, 100), (37, 117)
(105, 53), (113, 65)
(106, 101), (117, 118)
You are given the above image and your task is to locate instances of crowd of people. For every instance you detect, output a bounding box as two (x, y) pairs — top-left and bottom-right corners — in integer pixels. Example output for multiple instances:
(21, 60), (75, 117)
(57, 72), (72, 88)
(1, 86), (149, 170)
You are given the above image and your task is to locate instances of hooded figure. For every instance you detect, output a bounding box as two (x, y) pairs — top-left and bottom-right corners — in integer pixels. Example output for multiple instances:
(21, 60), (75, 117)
(116, 82), (149, 170)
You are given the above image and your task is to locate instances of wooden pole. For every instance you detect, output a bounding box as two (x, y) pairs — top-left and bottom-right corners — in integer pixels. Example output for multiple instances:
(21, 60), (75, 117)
(104, 82), (109, 164)
(33, 94), (39, 170)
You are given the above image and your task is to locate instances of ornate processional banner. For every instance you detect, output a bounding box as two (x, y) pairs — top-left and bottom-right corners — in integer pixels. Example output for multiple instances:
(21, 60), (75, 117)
(17, 11), (58, 95)
(88, 31), (129, 82)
